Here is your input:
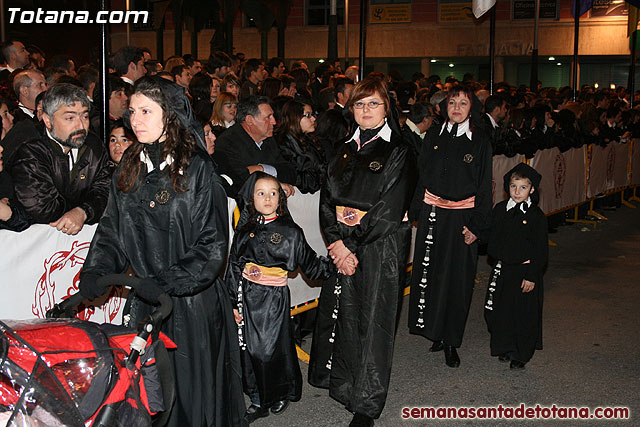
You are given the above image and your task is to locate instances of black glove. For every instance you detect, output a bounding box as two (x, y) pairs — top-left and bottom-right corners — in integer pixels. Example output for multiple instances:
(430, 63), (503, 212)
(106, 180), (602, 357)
(78, 272), (109, 300)
(135, 278), (165, 304)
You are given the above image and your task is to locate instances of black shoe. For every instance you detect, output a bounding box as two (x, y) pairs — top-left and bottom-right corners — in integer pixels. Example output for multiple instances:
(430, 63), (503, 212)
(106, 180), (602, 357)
(444, 345), (460, 368)
(429, 340), (444, 352)
(245, 404), (269, 424)
(498, 354), (510, 363)
(349, 413), (374, 427)
(510, 360), (526, 370)
(270, 400), (290, 415)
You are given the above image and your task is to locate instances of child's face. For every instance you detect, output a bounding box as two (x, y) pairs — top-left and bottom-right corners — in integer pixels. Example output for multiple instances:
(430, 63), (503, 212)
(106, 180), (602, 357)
(509, 177), (534, 203)
(253, 178), (279, 217)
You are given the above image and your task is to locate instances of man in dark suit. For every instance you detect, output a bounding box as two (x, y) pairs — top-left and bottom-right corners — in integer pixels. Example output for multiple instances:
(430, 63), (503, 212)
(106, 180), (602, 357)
(215, 95), (296, 197)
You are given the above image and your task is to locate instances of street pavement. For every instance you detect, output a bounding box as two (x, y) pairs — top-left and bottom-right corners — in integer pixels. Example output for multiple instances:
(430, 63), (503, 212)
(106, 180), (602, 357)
(251, 205), (640, 426)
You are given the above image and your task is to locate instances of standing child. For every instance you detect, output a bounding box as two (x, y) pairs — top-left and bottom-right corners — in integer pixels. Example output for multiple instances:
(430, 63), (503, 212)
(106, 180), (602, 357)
(227, 172), (335, 423)
(484, 163), (548, 370)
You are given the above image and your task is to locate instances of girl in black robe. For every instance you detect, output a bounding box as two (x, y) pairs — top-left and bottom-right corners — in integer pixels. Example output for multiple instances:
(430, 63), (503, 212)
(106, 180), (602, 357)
(484, 163), (547, 369)
(78, 76), (247, 427)
(226, 172), (334, 423)
(407, 85), (492, 368)
(309, 77), (416, 427)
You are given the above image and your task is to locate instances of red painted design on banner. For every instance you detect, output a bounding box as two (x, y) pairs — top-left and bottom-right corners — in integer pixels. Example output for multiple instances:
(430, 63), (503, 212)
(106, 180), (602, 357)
(606, 146), (615, 183)
(554, 153), (566, 199)
(32, 240), (124, 322)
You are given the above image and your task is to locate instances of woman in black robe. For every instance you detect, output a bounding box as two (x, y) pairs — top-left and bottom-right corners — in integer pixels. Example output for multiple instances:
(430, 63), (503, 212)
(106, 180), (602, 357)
(274, 99), (326, 194)
(78, 76), (247, 427)
(309, 77), (416, 427)
(407, 85), (492, 368)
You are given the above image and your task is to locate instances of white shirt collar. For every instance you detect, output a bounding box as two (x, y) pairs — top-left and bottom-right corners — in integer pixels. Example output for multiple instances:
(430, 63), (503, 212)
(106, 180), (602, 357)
(486, 113), (499, 129)
(121, 76), (134, 85)
(506, 197), (531, 212)
(406, 119), (426, 140)
(46, 128), (78, 170)
(18, 103), (34, 118)
(347, 120), (392, 147)
(439, 119), (472, 139)
(139, 149), (183, 174)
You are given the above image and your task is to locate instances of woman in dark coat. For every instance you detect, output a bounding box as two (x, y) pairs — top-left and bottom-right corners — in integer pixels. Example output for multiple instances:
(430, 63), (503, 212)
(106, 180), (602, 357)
(309, 77), (416, 427)
(274, 99), (325, 194)
(78, 76), (247, 427)
(407, 85), (493, 368)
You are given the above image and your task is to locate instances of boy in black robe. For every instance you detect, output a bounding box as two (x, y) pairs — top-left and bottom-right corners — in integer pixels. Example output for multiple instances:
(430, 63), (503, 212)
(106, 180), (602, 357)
(484, 163), (548, 370)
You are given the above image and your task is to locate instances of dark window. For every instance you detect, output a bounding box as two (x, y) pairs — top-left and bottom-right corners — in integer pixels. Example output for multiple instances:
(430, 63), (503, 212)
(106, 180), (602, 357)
(306, 0), (345, 26)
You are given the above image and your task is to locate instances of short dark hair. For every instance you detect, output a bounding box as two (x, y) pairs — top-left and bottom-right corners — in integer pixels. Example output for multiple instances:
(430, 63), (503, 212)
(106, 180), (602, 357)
(266, 57), (284, 74)
(208, 50), (231, 72)
(243, 58), (263, 80)
(112, 46), (144, 76)
(485, 95), (506, 114)
(170, 65), (187, 78)
(77, 65), (99, 92)
(334, 76), (354, 96)
(189, 72), (212, 102)
(107, 74), (128, 97)
(237, 95), (270, 124)
(408, 102), (433, 125)
(318, 87), (336, 111)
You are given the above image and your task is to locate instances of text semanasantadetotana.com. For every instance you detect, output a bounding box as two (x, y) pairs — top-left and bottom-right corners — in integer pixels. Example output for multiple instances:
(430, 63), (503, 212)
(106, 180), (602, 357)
(8, 8), (148, 25)
(401, 404), (630, 420)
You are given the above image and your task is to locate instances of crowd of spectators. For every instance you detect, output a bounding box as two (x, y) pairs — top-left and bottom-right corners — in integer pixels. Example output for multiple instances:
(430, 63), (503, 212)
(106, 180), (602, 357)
(0, 38), (637, 234)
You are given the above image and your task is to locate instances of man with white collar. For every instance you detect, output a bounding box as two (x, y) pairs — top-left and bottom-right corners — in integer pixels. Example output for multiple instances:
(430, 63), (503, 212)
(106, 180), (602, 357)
(334, 76), (354, 113)
(10, 83), (110, 234)
(0, 40), (30, 83)
(402, 102), (434, 153)
(484, 95), (507, 130)
(113, 46), (147, 87)
(11, 69), (47, 123)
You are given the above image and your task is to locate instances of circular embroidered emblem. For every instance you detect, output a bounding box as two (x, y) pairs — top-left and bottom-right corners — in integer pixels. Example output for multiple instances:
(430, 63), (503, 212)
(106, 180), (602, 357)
(463, 154), (473, 163)
(79, 174), (86, 180)
(369, 161), (382, 172)
(433, 145), (438, 150)
(249, 233), (255, 238)
(270, 233), (283, 244)
(149, 201), (156, 208)
(156, 189), (170, 204)
(342, 207), (359, 226)
(248, 265), (263, 280)
(523, 220), (527, 225)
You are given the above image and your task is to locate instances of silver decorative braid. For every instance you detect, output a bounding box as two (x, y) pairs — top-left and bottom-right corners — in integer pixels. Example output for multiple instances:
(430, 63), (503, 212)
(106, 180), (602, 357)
(326, 276), (342, 370)
(485, 261), (503, 311)
(237, 277), (247, 350)
(416, 204), (436, 328)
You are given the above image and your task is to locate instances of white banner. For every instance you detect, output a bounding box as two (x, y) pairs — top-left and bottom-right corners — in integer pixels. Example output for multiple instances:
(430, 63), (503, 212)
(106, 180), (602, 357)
(612, 142), (631, 189)
(530, 147), (586, 214)
(631, 140), (640, 186)
(0, 190), (325, 322)
(0, 224), (128, 322)
(587, 144), (608, 198)
(492, 155), (525, 205)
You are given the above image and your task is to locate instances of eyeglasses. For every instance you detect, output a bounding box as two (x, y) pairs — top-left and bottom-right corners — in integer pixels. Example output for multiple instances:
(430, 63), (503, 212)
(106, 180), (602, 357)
(353, 101), (384, 109)
(302, 112), (315, 119)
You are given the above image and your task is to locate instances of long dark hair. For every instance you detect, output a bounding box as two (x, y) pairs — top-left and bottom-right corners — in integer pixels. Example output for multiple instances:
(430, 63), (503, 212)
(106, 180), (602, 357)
(276, 99), (316, 151)
(118, 77), (195, 193)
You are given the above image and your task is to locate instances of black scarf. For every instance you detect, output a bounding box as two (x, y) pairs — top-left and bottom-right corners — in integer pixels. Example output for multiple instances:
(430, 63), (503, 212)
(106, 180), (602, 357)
(145, 140), (165, 169)
(359, 123), (385, 145)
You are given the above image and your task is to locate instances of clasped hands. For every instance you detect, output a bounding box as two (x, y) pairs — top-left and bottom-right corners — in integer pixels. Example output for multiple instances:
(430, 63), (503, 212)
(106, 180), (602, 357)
(328, 240), (358, 276)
